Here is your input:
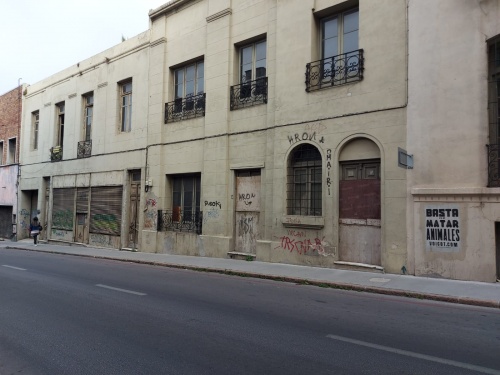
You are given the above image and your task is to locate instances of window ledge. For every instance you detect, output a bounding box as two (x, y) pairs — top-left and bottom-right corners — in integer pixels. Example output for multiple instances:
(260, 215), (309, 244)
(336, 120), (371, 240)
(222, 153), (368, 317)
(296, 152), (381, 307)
(282, 215), (324, 229)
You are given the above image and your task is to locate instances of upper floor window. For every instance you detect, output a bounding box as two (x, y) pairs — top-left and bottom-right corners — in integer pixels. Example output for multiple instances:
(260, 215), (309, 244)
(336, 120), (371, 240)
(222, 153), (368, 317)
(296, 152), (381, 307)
(8, 138), (16, 164)
(175, 61), (204, 100)
(0, 141), (3, 165)
(322, 9), (359, 59)
(56, 102), (65, 148)
(306, 8), (363, 92)
(165, 61), (205, 123)
(83, 93), (93, 141)
(230, 39), (268, 110)
(287, 144), (322, 216)
(120, 80), (132, 132)
(240, 40), (266, 85)
(32, 111), (39, 150)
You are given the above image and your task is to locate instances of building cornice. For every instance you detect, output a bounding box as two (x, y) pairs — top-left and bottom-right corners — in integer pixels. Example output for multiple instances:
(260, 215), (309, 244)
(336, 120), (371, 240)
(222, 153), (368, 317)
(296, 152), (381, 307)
(206, 8), (232, 23)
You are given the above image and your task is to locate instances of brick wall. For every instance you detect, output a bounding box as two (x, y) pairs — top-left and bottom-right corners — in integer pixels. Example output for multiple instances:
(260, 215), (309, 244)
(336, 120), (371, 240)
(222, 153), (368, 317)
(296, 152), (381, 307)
(0, 86), (22, 164)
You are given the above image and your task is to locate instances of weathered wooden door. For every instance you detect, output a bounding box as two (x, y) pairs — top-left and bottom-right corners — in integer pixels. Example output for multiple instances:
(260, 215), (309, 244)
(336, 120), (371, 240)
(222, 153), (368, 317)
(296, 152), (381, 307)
(235, 170), (261, 254)
(75, 213), (88, 243)
(40, 186), (49, 241)
(128, 171), (141, 249)
(339, 160), (381, 265)
(75, 188), (89, 244)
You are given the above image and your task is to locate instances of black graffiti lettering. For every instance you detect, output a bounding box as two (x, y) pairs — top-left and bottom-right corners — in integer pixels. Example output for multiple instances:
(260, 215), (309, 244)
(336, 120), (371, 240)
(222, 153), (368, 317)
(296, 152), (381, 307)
(204, 200), (222, 209)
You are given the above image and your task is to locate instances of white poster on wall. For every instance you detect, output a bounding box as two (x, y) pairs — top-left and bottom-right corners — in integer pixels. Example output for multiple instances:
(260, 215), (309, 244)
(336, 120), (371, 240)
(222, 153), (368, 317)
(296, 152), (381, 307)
(425, 205), (461, 252)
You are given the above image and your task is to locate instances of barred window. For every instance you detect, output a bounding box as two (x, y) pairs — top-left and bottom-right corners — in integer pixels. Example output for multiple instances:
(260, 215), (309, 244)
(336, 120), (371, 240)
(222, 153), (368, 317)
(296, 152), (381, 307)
(172, 174), (201, 222)
(287, 144), (322, 216)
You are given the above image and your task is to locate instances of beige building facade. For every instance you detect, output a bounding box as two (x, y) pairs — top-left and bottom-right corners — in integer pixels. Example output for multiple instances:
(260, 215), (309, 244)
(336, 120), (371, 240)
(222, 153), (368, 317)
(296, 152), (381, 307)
(407, 0), (500, 282)
(20, 0), (409, 275)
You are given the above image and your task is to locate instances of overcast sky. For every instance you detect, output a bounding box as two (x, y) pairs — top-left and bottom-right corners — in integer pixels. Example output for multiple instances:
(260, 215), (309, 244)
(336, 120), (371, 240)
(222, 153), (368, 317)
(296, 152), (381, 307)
(0, 0), (166, 95)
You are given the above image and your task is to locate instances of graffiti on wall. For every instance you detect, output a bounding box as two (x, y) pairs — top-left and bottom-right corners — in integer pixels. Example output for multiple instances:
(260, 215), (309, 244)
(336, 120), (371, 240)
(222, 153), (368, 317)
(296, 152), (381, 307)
(326, 149), (332, 196)
(19, 208), (29, 230)
(204, 208), (220, 223)
(205, 200), (222, 209)
(90, 233), (112, 247)
(287, 132), (325, 146)
(144, 192), (159, 230)
(304, 122), (327, 134)
(53, 209), (74, 230)
(275, 230), (333, 256)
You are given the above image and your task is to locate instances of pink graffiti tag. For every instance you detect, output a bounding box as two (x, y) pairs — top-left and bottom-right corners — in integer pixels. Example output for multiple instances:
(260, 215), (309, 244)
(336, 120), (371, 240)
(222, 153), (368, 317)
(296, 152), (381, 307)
(275, 236), (326, 255)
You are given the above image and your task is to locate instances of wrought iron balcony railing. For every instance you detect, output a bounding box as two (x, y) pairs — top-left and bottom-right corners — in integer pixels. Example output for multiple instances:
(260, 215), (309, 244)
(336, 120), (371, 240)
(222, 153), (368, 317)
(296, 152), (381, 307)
(50, 146), (62, 162)
(165, 93), (206, 123)
(157, 209), (203, 234)
(77, 140), (92, 158)
(305, 49), (364, 92)
(230, 77), (268, 110)
(487, 144), (500, 187)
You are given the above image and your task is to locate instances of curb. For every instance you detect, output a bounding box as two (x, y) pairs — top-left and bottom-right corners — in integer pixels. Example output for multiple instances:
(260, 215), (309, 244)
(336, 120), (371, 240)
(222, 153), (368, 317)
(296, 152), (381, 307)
(4, 246), (500, 309)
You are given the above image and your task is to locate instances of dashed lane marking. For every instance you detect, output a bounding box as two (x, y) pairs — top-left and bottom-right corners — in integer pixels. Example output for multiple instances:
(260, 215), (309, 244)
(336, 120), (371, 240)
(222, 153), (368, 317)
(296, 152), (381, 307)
(95, 284), (146, 296)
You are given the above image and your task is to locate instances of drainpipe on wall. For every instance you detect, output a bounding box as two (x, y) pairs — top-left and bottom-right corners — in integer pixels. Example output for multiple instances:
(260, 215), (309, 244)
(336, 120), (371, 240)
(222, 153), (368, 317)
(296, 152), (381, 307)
(13, 79), (22, 241)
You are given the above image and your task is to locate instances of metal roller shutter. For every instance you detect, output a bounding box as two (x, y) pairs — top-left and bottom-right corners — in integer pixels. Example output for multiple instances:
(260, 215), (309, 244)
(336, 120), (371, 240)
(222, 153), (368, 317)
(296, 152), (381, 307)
(52, 188), (75, 230)
(76, 188), (89, 213)
(90, 186), (123, 235)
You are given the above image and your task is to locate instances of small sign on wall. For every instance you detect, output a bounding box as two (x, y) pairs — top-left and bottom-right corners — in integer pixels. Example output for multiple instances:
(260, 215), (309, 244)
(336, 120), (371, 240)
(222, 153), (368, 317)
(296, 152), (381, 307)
(425, 205), (460, 252)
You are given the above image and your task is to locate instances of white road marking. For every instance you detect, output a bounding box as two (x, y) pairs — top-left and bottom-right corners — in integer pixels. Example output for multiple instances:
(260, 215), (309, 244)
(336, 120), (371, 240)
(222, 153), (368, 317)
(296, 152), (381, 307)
(326, 334), (500, 375)
(95, 284), (146, 296)
(2, 265), (27, 271)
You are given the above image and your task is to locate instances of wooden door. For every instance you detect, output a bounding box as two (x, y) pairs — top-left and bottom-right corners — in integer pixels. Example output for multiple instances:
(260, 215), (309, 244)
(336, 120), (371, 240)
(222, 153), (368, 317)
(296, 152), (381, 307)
(235, 170), (261, 254)
(339, 160), (381, 265)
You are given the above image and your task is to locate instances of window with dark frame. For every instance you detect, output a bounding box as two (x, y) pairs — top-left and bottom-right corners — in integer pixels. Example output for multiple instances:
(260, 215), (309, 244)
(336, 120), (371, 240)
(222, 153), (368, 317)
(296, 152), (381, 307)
(240, 40), (266, 97)
(174, 61), (204, 111)
(287, 144), (322, 216)
(306, 8), (362, 92)
(120, 80), (132, 132)
(32, 111), (39, 150)
(83, 93), (93, 141)
(0, 141), (3, 165)
(56, 102), (65, 148)
(230, 39), (268, 110)
(172, 174), (201, 223)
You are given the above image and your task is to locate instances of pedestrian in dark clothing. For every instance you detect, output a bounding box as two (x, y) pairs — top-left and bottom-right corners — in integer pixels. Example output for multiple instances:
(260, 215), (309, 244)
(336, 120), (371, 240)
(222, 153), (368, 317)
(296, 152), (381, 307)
(29, 217), (42, 246)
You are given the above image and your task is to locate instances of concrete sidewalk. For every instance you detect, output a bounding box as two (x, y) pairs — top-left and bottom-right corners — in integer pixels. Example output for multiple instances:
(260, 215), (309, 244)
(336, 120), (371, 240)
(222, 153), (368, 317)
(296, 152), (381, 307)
(1, 238), (499, 309)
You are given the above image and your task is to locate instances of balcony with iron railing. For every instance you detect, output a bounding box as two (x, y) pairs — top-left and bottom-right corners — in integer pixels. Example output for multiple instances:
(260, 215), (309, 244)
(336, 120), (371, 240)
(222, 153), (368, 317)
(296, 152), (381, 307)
(50, 146), (62, 162)
(77, 140), (92, 158)
(305, 49), (364, 92)
(230, 77), (268, 110)
(157, 209), (203, 234)
(165, 93), (206, 123)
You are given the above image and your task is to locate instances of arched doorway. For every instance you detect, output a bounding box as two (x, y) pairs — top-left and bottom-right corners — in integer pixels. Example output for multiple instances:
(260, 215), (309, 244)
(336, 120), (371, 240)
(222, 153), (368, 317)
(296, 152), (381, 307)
(338, 138), (381, 266)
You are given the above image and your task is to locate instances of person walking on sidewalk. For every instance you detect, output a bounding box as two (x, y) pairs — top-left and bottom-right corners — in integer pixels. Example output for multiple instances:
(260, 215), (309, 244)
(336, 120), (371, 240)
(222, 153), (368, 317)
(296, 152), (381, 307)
(29, 217), (42, 246)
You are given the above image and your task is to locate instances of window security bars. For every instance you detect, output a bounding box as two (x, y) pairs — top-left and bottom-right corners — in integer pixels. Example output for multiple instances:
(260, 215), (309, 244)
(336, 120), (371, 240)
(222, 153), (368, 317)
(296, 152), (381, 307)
(487, 144), (500, 187)
(230, 77), (268, 110)
(305, 49), (364, 92)
(50, 146), (62, 162)
(157, 209), (203, 234)
(165, 93), (206, 123)
(77, 140), (92, 158)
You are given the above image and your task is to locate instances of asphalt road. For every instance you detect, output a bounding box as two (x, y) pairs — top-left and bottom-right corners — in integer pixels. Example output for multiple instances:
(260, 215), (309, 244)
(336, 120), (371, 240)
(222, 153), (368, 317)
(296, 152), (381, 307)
(0, 248), (499, 375)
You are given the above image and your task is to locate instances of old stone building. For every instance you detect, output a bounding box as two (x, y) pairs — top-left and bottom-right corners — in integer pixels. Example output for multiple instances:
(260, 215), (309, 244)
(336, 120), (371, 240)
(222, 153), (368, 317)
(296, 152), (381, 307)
(36, 0), (500, 281)
(0, 86), (22, 239)
(407, 0), (500, 282)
